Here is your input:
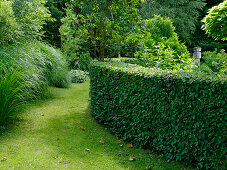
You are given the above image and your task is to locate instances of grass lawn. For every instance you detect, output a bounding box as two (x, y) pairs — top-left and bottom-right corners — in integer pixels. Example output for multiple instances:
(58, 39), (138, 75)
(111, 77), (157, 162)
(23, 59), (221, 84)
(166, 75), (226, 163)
(0, 81), (193, 169)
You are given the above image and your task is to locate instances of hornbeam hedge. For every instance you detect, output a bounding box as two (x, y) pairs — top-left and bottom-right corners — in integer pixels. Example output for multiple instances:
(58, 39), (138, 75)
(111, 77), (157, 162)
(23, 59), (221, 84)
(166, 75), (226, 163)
(89, 61), (226, 169)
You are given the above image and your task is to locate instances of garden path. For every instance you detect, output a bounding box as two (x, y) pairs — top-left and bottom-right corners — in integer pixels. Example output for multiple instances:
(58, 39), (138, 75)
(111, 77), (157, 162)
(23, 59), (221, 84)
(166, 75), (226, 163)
(0, 81), (192, 169)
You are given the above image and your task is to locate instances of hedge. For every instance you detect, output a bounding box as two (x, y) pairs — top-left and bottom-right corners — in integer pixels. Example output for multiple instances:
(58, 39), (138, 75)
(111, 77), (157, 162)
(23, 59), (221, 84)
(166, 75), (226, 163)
(89, 61), (226, 169)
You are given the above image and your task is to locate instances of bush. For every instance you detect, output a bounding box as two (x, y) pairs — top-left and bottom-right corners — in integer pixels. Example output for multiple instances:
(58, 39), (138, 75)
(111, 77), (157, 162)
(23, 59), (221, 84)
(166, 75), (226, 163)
(0, 0), (21, 45)
(90, 61), (226, 169)
(70, 70), (88, 83)
(201, 49), (227, 75)
(0, 0), (52, 45)
(0, 41), (71, 125)
(76, 52), (93, 72)
(133, 15), (192, 70)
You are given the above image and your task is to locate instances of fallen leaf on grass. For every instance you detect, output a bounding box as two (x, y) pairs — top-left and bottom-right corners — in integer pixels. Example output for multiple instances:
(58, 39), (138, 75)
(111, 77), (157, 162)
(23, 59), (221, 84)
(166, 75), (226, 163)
(129, 157), (136, 161)
(99, 140), (104, 144)
(1, 157), (7, 161)
(126, 144), (133, 148)
(146, 166), (152, 170)
(80, 127), (86, 130)
(117, 141), (122, 144)
(60, 161), (70, 165)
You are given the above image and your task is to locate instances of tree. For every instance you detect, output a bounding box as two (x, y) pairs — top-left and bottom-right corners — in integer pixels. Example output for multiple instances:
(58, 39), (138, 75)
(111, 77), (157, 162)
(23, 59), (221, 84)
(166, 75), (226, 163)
(202, 0), (227, 41)
(43, 0), (68, 47)
(140, 0), (206, 44)
(60, 0), (143, 60)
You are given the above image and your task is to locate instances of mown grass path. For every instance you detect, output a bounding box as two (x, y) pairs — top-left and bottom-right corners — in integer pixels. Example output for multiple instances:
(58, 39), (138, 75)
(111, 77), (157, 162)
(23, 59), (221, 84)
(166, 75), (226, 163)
(0, 81), (193, 169)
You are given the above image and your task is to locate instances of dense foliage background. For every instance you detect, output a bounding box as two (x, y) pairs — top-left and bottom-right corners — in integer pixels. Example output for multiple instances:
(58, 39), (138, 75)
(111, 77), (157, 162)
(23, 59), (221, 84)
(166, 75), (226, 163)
(140, 0), (227, 51)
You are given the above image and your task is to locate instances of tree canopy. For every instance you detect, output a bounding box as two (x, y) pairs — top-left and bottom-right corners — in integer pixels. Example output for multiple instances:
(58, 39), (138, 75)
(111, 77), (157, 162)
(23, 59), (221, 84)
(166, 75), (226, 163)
(60, 0), (143, 60)
(202, 0), (227, 41)
(140, 0), (206, 44)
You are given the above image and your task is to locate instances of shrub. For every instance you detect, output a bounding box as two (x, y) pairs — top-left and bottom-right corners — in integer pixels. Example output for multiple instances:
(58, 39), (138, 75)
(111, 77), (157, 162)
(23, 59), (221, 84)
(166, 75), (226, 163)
(0, 0), (52, 45)
(90, 61), (226, 169)
(134, 15), (192, 70)
(201, 49), (227, 75)
(70, 70), (88, 83)
(76, 52), (93, 72)
(0, 0), (21, 45)
(0, 41), (71, 125)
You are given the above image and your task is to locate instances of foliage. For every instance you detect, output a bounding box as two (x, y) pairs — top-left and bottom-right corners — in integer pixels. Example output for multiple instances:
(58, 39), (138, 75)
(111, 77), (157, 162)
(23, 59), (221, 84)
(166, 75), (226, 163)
(76, 52), (93, 71)
(43, 0), (68, 47)
(0, 0), (21, 45)
(12, 0), (52, 41)
(0, 0), (52, 45)
(108, 58), (139, 65)
(33, 42), (71, 88)
(189, 0), (227, 51)
(0, 41), (71, 125)
(0, 64), (46, 125)
(134, 15), (192, 70)
(70, 69), (88, 83)
(201, 49), (227, 75)
(60, 0), (142, 60)
(202, 0), (227, 41)
(60, 6), (90, 67)
(140, 0), (206, 44)
(90, 61), (226, 169)
(200, 63), (213, 74)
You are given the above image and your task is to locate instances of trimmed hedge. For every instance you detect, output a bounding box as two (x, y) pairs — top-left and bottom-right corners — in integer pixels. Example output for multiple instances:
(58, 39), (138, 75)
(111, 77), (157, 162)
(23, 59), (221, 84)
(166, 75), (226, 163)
(106, 58), (139, 65)
(89, 61), (226, 169)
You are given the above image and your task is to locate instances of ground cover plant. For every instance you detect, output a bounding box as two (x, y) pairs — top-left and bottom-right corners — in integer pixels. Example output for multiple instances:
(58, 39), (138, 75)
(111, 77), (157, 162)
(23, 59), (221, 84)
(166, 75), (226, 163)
(0, 81), (193, 169)
(89, 61), (226, 169)
(0, 41), (71, 126)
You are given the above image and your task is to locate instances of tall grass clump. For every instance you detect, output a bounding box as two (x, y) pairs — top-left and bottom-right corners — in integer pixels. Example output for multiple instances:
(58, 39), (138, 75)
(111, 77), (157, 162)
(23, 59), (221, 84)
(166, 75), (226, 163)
(0, 41), (71, 126)
(0, 64), (45, 125)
